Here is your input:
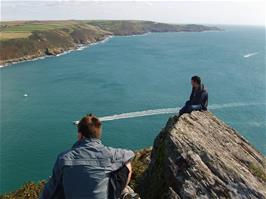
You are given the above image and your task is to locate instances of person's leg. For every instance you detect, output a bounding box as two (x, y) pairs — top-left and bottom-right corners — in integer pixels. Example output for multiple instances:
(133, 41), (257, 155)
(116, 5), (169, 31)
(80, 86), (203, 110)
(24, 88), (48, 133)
(113, 165), (130, 197)
(108, 162), (140, 199)
(178, 105), (187, 116)
(121, 162), (140, 199)
(121, 186), (140, 199)
(108, 165), (129, 199)
(173, 101), (193, 122)
(178, 101), (192, 116)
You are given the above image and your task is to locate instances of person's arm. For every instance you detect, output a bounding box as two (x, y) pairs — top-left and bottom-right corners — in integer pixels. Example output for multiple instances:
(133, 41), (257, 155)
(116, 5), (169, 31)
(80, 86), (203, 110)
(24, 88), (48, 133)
(40, 156), (63, 199)
(107, 147), (135, 170)
(189, 88), (194, 101)
(113, 148), (134, 165)
(107, 148), (134, 199)
(125, 162), (132, 186)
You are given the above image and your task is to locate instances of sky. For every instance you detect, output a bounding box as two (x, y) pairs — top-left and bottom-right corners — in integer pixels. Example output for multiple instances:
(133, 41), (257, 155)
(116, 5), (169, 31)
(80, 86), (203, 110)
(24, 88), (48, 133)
(1, 0), (265, 26)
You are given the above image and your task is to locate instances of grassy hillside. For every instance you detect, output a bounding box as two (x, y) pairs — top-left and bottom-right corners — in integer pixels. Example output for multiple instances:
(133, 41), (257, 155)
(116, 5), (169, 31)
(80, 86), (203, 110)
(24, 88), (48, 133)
(0, 20), (220, 65)
(87, 20), (217, 35)
(0, 21), (112, 65)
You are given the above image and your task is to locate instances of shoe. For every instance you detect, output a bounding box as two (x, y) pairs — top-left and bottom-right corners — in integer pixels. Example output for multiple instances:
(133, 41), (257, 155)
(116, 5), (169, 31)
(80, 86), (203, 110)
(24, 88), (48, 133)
(121, 186), (141, 199)
(122, 192), (140, 199)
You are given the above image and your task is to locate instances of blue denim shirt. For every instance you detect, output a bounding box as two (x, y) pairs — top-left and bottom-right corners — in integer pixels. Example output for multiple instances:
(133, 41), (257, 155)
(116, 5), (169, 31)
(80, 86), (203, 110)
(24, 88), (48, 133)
(40, 138), (135, 199)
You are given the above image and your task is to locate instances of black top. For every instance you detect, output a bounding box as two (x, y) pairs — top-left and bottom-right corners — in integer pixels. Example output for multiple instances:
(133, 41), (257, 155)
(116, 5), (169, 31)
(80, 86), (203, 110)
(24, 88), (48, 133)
(189, 84), (208, 110)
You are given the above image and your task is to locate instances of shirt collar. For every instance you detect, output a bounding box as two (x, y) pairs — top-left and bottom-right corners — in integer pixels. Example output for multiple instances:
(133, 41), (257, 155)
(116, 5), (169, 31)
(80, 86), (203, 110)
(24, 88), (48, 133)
(72, 138), (102, 149)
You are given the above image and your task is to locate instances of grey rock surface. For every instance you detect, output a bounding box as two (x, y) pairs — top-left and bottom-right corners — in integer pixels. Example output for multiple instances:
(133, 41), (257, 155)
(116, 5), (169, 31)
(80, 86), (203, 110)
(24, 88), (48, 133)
(140, 111), (266, 199)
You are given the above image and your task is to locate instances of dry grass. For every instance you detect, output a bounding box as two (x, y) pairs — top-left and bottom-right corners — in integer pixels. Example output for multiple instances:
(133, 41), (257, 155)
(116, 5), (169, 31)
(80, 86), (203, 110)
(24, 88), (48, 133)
(0, 32), (32, 40)
(0, 181), (46, 199)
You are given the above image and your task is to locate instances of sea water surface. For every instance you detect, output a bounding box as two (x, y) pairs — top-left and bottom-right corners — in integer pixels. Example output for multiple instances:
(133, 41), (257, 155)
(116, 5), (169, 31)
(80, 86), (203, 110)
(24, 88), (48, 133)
(1, 25), (265, 193)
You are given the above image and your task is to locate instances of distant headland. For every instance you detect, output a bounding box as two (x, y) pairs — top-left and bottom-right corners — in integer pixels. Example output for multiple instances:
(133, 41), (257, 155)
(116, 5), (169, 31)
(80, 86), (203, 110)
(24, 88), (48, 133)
(0, 20), (221, 66)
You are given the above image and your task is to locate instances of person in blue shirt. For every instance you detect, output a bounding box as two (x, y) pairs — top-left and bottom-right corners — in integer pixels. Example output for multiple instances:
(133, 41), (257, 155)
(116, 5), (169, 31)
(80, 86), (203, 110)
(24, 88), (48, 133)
(175, 76), (208, 120)
(40, 114), (137, 199)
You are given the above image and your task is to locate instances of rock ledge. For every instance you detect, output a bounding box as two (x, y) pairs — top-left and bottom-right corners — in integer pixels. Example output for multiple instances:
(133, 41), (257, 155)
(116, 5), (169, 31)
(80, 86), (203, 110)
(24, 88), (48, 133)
(139, 111), (266, 199)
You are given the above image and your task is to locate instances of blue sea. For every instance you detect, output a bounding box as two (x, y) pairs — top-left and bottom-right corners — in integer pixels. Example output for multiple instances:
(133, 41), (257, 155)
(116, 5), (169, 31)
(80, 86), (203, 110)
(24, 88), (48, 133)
(0, 25), (265, 194)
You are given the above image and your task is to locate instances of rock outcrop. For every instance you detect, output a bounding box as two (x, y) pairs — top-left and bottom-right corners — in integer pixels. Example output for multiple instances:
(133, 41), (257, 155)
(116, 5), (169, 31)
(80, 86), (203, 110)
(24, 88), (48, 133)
(139, 111), (266, 199)
(2, 111), (265, 199)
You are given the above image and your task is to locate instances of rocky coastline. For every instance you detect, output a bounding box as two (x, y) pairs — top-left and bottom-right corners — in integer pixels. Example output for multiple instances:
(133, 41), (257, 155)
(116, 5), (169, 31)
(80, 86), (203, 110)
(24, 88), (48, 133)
(0, 20), (221, 67)
(0, 35), (113, 68)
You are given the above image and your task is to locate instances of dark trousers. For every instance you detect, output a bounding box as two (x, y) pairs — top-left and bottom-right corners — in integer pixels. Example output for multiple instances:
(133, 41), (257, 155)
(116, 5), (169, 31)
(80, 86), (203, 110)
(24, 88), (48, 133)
(108, 165), (129, 199)
(178, 100), (193, 116)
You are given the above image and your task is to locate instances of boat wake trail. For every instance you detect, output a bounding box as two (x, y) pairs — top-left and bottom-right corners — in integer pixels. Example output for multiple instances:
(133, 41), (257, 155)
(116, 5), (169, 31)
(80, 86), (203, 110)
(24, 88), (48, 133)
(243, 52), (258, 58)
(73, 102), (265, 124)
(99, 107), (179, 122)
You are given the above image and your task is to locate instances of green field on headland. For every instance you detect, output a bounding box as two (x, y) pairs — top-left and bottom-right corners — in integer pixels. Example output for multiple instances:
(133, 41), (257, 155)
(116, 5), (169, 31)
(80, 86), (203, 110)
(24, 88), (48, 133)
(0, 20), (220, 66)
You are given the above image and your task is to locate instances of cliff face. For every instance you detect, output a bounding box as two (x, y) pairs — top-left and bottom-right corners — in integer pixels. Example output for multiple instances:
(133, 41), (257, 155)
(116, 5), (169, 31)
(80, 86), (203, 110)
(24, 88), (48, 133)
(0, 23), (112, 65)
(0, 20), (221, 66)
(139, 111), (266, 199)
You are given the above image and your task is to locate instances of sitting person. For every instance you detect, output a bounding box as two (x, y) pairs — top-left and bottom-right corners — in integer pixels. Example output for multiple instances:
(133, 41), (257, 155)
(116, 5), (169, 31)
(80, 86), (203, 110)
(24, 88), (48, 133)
(40, 114), (137, 199)
(175, 75), (208, 119)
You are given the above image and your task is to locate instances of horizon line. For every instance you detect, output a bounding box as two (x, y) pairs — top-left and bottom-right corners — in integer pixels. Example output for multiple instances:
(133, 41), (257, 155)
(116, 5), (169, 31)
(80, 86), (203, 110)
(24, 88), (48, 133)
(0, 19), (265, 27)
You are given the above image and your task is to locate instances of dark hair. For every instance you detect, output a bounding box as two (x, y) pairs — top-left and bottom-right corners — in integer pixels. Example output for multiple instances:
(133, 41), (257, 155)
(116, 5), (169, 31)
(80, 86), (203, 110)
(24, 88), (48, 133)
(191, 76), (201, 85)
(78, 114), (102, 138)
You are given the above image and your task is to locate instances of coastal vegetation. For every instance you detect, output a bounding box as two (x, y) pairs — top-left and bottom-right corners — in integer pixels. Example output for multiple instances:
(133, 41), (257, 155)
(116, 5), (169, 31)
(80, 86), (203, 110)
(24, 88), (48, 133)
(0, 20), (220, 66)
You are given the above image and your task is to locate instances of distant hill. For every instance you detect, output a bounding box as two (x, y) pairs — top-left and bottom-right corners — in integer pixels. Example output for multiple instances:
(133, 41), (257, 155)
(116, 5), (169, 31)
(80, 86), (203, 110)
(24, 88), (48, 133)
(0, 20), (221, 66)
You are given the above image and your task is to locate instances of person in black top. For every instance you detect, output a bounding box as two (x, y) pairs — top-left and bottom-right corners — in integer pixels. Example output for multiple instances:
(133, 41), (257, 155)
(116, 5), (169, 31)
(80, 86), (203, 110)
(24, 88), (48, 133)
(175, 76), (208, 119)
